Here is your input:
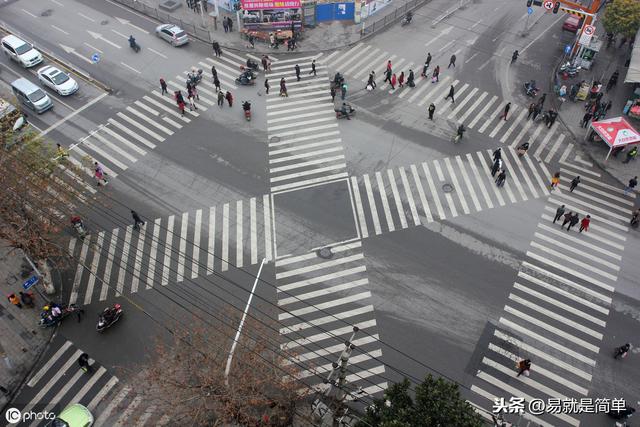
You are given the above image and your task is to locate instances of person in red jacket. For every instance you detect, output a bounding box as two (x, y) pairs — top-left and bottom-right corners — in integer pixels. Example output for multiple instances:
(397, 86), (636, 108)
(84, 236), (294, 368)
(579, 215), (591, 233)
(390, 73), (397, 90)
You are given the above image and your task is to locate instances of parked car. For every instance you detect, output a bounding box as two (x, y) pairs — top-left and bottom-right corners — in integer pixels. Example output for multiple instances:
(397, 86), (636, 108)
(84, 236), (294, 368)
(37, 65), (79, 96)
(155, 24), (189, 46)
(46, 403), (93, 427)
(11, 77), (53, 114)
(1, 34), (43, 68)
(562, 15), (583, 33)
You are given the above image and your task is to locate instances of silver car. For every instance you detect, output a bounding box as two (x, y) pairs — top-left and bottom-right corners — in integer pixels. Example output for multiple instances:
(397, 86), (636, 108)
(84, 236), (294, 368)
(155, 24), (188, 46)
(37, 65), (79, 96)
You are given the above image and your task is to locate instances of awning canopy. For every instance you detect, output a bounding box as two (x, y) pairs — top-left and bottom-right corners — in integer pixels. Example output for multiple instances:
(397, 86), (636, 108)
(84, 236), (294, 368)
(624, 30), (640, 83)
(590, 116), (640, 147)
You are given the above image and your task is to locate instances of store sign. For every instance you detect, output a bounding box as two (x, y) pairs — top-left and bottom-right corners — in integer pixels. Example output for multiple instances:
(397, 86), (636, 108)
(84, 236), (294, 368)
(241, 0), (300, 10)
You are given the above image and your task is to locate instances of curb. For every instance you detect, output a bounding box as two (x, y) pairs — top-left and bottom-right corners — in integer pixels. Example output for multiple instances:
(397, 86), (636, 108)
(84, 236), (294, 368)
(549, 55), (629, 188)
(0, 23), (112, 94)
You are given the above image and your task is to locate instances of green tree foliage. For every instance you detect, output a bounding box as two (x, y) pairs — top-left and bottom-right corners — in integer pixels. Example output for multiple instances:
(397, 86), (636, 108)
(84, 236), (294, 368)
(602, 0), (640, 39)
(357, 375), (484, 427)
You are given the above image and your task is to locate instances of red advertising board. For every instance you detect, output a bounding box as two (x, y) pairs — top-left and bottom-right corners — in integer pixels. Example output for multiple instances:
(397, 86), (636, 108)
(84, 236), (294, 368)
(241, 0), (300, 10)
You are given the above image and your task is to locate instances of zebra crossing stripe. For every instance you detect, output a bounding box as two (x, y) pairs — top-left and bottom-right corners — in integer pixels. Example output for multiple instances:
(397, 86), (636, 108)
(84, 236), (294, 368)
(387, 169), (408, 228)
(87, 377), (119, 412)
(100, 125), (147, 156)
(143, 94), (191, 122)
(94, 386), (131, 427)
(350, 177), (369, 239)
(176, 212), (188, 282)
(222, 203), (230, 271)
(236, 200), (243, 268)
(161, 216), (174, 286)
(454, 156), (481, 212)
(399, 167), (420, 226)
(476, 151), (505, 207)
(433, 159), (457, 217)
(410, 164), (433, 223)
(250, 198), (258, 265)
(465, 153), (493, 209)
(100, 229), (117, 300)
(147, 219), (160, 289)
(192, 209), (202, 279)
(107, 118), (156, 149)
(116, 226), (132, 295)
(263, 195), (273, 261)
(28, 341), (73, 387)
(375, 171), (395, 232)
(448, 87), (478, 119)
(421, 162), (446, 219)
(131, 224), (146, 293)
(89, 130), (137, 163)
(84, 232), (103, 306)
(443, 157), (469, 214)
(116, 112), (164, 142)
(500, 151), (529, 201)
(207, 206), (215, 274)
(471, 95), (499, 130)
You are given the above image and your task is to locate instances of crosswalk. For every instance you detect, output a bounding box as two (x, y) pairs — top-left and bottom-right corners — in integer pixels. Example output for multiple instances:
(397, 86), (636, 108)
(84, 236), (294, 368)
(467, 161), (634, 426)
(276, 240), (387, 398)
(67, 195), (273, 305)
(323, 44), (575, 163)
(265, 54), (350, 193)
(349, 147), (551, 238)
(62, 50), (264, 190)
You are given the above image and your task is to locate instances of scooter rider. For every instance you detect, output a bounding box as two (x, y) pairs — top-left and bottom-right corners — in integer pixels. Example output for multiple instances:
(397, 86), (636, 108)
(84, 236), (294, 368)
(404, 11), (413, 23)
(615, 343), (631, 358)
(128, 35), (137, 49)
(242, 101), (251, 112)
(631, 208), (640, 225)
(340, 103), (352, 120)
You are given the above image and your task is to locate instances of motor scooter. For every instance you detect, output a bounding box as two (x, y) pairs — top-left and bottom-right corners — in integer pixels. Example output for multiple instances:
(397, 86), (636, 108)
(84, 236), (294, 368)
(242, 101), (251, 121)
(96, 303), (123, 332)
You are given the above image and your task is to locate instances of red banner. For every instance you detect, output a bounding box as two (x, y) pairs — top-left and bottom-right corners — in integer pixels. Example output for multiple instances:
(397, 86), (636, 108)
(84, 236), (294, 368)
(241, 0), (300, 10)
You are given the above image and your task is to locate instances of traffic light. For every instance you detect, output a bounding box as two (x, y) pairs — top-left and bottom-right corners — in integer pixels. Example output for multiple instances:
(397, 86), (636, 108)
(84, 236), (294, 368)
(527, 0), (533, 6)
(553, 1), (560, 13)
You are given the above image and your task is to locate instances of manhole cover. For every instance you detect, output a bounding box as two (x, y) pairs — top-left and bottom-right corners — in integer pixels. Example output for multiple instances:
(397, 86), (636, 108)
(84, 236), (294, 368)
(317, 247), (333, 259)
(101, 20), (109, 25)
(442, 183), (454, 193)
(270, 136), (281, 143)
(41, 9), (53, 17)
(159, 0), (182, 11)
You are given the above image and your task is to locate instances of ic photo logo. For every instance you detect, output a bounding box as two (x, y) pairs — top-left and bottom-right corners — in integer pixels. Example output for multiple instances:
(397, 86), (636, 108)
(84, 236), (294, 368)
(5, 407), (56, 424)
(5, 408), (21, 424)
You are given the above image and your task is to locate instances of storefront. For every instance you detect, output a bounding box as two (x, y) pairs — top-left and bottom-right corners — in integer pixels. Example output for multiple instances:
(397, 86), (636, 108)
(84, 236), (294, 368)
(587, 116), (640, 160)
(239, 0), (302, 38)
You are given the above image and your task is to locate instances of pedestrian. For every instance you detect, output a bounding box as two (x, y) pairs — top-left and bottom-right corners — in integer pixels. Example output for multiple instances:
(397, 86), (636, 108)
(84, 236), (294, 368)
(527, 102), (536, 119)
(398, 71), (405, 88)
(384, 69), (392, 84)
(280, 78), (288, 97)
(493, 148), (502, 162)
(225, 90), (233, 107)
(407, 69), (415, 87)
(248, 34), (255, 48)
(516, 359), (531, 377)
(390, 73), (397, 90)
(537, 93), (546, 109)
(495, 169), (507, 187)
(56, 143), (69, 159)
(428, 103), (435, 120)
(448, 54), (456, 68)
(217, 90), (224, 106)
(607, 70), (619, 91)
(330, 86), (336, 102)
(500, 102), (511, 121)
(309, 59), (316, 76)
(214, 76), (221, 92)
(160, 78), (168, 95)
(553, 204), (565, 224)
(264, 78), (269, 94)
(567, 212), (580, 231)
(561, 211), (573, 228)
(341, 83), (347, 100)
(78, 353), (92, 373)
(623, 146), (638, 164)
(212, 41), (221, 57)
(605, 100), (612, 112)
(261, 55), (268, 71)
(444, 84), (455, 103)
(581, 111), (592, 128)
(7, 293), (22, 308)
(131, 210), (145, 230)
(422, 53), (432, 76)
(547, 110), (557, 128)
(432, 65), (440, 82)
(19, 291), (34, 308)
(367, 71), (376, 90)
(223, 17), (229, 32)
(386, 60), (392, 73)
(532, 104), (541, 121)
(511, 50), (519, 63)
(624, 176), (638, 195)
(550, 172), (560, 190)
(187, 88), (198, 110)
(227, 16), (233, 32)
(295, 64), (300, 81)
(76, 306), (85, 322)
(211, 65), (217, 80)
(94, 162), (108, 185)
(569, 176), (581, 192)
(490, 158), (502, 177)
(579, 215), (591, 233)
(175, 90), (186, 116)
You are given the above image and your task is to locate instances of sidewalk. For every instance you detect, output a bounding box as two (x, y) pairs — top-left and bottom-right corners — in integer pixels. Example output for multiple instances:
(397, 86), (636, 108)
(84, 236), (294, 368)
(114, 0), (424, 54)
(0, 243), (54, 410)
(551, 33), (639, 187)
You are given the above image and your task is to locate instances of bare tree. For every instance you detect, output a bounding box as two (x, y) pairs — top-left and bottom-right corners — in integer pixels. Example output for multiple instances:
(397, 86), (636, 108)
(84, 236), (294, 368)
(0, 122), (82, 265)
(130, 311), (309, 426)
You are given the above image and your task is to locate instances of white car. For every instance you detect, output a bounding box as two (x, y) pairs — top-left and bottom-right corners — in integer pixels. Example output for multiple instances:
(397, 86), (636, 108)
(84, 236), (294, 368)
(1, 35), (43, 68)
(37, 65), (79, 96)
(155, 24), (189, 46)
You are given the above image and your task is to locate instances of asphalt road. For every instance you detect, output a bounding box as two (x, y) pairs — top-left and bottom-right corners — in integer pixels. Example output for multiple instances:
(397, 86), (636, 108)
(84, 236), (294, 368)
(3, 0), (639, 425)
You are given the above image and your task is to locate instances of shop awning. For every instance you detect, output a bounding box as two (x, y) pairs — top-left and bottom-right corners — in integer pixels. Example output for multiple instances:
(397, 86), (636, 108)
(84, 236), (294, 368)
(624, 30), (640, 83)
(589, 116), (640, 159)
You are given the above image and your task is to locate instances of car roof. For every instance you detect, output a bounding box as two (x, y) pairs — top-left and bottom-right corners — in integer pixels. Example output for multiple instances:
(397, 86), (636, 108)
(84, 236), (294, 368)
(565, 15), (581, 22)
(1, 34), (28, 47)
(57, 403), (93, 425)
(39, 65), (61, 76)
(160, 24), (182, 32)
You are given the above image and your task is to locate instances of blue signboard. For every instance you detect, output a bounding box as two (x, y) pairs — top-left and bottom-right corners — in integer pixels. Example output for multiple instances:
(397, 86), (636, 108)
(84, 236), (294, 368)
(91, 53), (101, 64)
(564, 44), (571, 54)
(316, 2), (354, 21)
(22, 275), (38, 290)
(527, 7), (533, 14)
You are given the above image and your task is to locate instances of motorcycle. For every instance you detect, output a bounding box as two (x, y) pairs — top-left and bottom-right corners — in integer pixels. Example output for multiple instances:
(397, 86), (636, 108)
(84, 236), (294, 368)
(524, 80), (539, 97)
(335, 104), (356, 119)
(71, 216), (87, 239)
(39, 303), (79, 328)
(129, 37), (140, 53)
(187, 69), (203, 86)
(96, 304), (123, 332)
(614, 343), (631, 359)
(242, 101), (251, 121)
(559, 61), (579, 78)
(401, 12), (412, 26)
(235, 71), (256, 86)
